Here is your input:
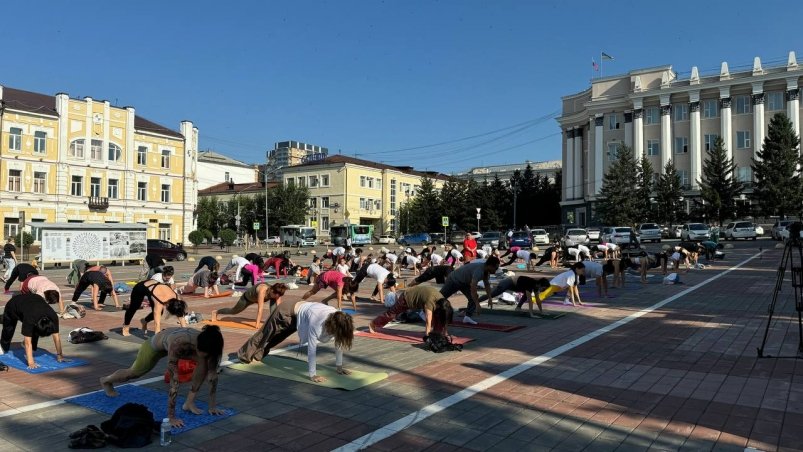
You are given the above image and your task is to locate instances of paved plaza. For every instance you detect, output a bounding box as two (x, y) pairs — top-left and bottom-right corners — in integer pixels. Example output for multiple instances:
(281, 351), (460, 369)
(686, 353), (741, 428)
(0, 242), (801, 451)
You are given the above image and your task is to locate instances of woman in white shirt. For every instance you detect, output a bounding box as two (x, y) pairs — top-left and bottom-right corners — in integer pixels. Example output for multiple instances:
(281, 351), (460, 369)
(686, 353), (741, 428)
(537, 262), (586, 306)
(150, 265), (176, 289)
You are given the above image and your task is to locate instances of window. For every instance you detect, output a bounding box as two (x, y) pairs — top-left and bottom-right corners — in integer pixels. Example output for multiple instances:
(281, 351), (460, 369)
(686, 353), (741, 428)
(321, 196), (330, 208)
(137, 182), (147, 201)
(647, 139), (660, 156)
(8, 127), (22, 151)
(737, 131), (751, 149)
(674, 137), (688, 154)
(33, 172), (46, 194)
(34, 131), (47, 153)
(702, 99), (718, 118)
(108, 179), (119, 199)
(309, 175), (318, 187)
(735, 95), (751, 114)
(71, 175), (83, 196)
(320, 174), (329, 187)
(608, 113), (619, 130)
(738, 167), (753, 184)
(767, 91), (784, 111)
(607, 143), (619, 160)
(91, 140), (103, 160)
(137, 146), (147, 165)
(645, 107), (660, 125)
(90, 177), (102, 197)
(297, 177), (306, 187)
(366, 177), (374, 189)
(678, 170), (690, 188)
(161, 149), (171, 168)
(69, 139), (85, 158)
(321, 216), (330, 231)
(673, 104), (689, 121)
(160, 184), (171, 202)
(390, 179), (397, 215)
(309, 197), (318, 208)
(108, 143), (122, 162)
(359, 197), (366, 209)
(360, 176), (367, 187)
(159, 223), (171, 241)
(3, 218), (19, 240)
(704, 134), (720, 152)
(7, 170), (21, 192)
(376, 178), (382, 190)
(286, 178), (294, 186)
(30, 218), (45, 241)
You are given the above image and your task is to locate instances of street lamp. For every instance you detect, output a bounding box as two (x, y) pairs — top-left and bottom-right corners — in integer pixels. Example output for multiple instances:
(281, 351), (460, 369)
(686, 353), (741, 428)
(476, 207), (481, 234)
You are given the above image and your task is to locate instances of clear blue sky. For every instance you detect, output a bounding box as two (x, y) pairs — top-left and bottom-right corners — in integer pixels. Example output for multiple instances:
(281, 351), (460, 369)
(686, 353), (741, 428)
(4, 1), (802, 174)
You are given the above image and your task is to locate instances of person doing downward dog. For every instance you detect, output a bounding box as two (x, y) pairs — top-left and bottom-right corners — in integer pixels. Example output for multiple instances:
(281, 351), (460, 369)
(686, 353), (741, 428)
(193, 256), (219, 273)
(100, 326), (225, 428)
(478, 275), (551, 316)
(122, 280), (188, 336)
(20, 275), (65, 315)
(3, 262), (38, 293)
(368, 285), (454, 336)
(500, 249), (538, 270)
(578, 260), (614, 298)
(537, 262), (586, 306)
(408, 261), (453, 287)
(353, 262), (392, 304)
(72, 270), (120, 311)
(180, 269), (220, 297)
(1, 293), (66, 369)
(439, 257), (500, 325)
(238, 300), (354, 383)
(223, 255), (250, 283)
(212, 283), (287, 328)
(301, 270), (358, 311)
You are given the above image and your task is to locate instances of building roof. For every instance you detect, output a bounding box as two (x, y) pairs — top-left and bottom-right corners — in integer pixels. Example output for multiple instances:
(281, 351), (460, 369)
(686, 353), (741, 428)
(293, 154), (450, 181)
(198, 181), (277, 196)
(198, 150), (253, 168)
(459, 160), (562, 175)
(2, 85), (184, 139)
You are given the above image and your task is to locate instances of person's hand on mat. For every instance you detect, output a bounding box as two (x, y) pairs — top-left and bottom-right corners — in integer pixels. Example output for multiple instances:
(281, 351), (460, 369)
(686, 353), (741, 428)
(336, 366), (351, 376)
(208, 408), (227, 416)
(169, 417), (185, 428)
(27, 361), (40, 369)
(57, 354), (69, 363)
(311, 375), (327, 383)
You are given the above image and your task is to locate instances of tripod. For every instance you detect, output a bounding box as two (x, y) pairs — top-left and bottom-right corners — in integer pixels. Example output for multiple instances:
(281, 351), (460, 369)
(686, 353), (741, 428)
(757, 222), (803, 358)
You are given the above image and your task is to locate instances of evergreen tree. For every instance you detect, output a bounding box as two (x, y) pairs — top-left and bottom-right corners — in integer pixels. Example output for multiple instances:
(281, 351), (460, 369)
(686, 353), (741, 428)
(699, 137), (744, 226)
(655, 160), (683, 227)
(487, 174), (511, 229)
(596, 145), (640, 225)
(753, 113), (802, 218)
(636, 155), (655, 221)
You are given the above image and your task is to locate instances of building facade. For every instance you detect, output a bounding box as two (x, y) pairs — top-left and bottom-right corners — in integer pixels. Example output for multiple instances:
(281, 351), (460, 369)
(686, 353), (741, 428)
(280, 155), (447, 239)
(197, 150), (257, 190)
(456, 160), (561, 184)
(0, 85), (198, 242)
(558, 52), (803, 226)
(265, 140), (328, 181)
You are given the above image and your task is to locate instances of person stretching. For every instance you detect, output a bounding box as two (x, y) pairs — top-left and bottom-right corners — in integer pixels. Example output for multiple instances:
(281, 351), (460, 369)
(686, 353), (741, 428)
(123, 280), (187, 336)
(100, 326), (225, 428)
(193, 256), (219, 273)
(20, 275), (64, 314)
(150, 265), (176, 289)
(408, 262), (453, 287)
(479, 274), (550, 311)
(500, 250), (538, 271)
(353, 262), (391, 304)
(532, 245), (560, 268)
(3, 261), (38, 294)
(1, 293), (66, 369)
(536, 263), (586, 306)
(368, 285), (454, 336)
(180, 270), (220, 297)
(302, 270), (359, 311)
(72, 270), (120, 311)
(498, 246), (521, 260)
(223, 255), (250, 283)
(237, 300), (354, 383)
(212, 282), (287, 328)
(578, 260), (614, 297)
(440, 257), (500, 325)
(83, 265), (121, 308)
(263, 255), (290, 277)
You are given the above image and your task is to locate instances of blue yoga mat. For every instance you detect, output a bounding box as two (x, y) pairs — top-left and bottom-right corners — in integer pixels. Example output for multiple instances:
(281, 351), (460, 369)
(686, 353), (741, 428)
(67, 385), (236, 435)
(342, 308), (357, 315)
(0, 349), (88, 374)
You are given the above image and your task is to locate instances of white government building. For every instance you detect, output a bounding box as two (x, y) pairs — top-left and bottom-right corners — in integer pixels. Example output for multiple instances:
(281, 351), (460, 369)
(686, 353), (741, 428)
(558, 51), (803, 226)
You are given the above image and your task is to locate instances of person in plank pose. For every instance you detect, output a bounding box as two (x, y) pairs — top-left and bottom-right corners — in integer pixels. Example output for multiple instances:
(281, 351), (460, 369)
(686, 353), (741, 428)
(211, 282), (287, 328)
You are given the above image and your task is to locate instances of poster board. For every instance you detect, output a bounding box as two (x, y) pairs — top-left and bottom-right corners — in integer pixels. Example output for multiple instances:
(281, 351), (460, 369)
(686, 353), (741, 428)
(32, 223), (148, 264)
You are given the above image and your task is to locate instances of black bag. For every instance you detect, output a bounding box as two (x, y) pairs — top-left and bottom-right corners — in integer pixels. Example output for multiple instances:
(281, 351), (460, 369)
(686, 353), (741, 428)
(69, 424), (107, 449)
(424, 333), (463, 353)
(69, 328), (109, 344)
(100, 403), (156, 448)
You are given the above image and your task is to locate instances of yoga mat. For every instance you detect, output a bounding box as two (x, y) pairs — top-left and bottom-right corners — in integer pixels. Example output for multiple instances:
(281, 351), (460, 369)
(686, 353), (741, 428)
(204, 317), (258, 330)
(342, 309), (357, 315)
(468, 308), (569, 320)
(354, 328), (474, 345)
(180, 290), (234, 299)
(0, 349), (88, 374)
(229, 355), (388, 390)
(67, 385), (236, 435)
(542, 300), (600, 309)
(449, 321), (525, 332)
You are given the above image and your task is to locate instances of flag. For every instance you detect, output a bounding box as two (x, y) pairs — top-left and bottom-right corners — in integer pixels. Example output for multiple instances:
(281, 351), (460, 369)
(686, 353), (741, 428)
(601, 52), (614, 61)
(592, 58), (599, 71)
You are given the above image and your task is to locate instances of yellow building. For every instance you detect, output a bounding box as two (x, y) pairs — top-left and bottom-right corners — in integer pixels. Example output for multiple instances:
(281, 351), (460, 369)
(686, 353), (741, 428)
(0, 85), (198, 243)
(280, 155), (447, 238)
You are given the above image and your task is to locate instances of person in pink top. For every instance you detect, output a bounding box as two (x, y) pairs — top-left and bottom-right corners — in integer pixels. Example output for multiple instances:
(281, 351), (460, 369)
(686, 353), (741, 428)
(235, 263), (262, 287)
(20, 275), (64, 314)
(498, 246), (521, 261)
(262, 256), (289, 277)
(301, 269), (359, 311)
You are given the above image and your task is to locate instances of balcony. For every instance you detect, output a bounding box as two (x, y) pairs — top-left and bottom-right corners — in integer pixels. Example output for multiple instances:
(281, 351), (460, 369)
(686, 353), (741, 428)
(88, 196), (109, 211)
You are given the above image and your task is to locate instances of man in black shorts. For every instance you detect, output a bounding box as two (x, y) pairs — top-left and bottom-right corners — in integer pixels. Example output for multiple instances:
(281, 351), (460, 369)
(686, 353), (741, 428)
(1, 293), (66, 369)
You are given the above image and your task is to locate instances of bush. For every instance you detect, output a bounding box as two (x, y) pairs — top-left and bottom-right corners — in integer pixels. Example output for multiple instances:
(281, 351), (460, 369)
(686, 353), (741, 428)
(219, 229), (237, 246)
(201, 229), (213, 243)
(15, 231), (34, 248)
(188, 230), (205, 249)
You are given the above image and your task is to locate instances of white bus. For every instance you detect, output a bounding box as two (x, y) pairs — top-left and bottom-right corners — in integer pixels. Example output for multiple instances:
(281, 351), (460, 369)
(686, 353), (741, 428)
(279, 225), (317, 247)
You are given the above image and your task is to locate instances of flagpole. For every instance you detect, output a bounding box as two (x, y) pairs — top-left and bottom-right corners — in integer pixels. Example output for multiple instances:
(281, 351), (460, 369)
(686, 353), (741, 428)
(599, 51), (603, 78)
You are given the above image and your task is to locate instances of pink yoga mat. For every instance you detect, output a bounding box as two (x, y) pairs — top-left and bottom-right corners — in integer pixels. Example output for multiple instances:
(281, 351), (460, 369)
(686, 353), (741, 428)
(355, 329), (474, 344)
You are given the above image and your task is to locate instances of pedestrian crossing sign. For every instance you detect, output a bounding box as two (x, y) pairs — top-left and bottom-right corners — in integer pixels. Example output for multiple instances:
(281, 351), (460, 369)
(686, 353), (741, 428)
(442, 216), (449, 227)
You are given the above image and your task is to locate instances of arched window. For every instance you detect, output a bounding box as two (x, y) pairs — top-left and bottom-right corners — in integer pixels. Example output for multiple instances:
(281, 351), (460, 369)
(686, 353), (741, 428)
(69, 139), (85, 158)
(108, 143), (122, 162)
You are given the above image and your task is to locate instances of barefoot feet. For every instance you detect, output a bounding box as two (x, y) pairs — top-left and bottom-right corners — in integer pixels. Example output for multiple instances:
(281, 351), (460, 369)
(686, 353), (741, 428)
(100, 377), (119, 397)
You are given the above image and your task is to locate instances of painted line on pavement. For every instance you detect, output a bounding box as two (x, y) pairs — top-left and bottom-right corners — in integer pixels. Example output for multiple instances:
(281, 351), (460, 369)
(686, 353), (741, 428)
(334, 251), (764, 451)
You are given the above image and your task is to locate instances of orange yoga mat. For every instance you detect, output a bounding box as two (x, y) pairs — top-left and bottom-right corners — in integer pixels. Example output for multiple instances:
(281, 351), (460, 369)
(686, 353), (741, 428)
(181, 290), (234, 299)
(204, 317), (259, 330)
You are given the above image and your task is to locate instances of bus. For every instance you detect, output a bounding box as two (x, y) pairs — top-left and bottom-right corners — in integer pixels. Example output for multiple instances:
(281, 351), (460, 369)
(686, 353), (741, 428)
(329, 224), (374, 246)
(279, 225), (317, 247)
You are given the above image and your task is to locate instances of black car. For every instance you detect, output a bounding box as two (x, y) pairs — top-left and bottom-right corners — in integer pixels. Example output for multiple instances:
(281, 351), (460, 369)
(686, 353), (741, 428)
(477, 231), (503, 248)
(146, 239), (187, 261)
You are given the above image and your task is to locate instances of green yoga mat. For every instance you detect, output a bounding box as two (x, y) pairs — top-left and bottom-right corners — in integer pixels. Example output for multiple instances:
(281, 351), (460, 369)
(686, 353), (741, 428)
(468, 309), (568, 320)
(229, 355), (388, 390)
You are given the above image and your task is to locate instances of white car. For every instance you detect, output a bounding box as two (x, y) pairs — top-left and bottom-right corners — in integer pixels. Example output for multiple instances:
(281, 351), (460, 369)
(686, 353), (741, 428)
(532, 229), (550, 245)
(265, 236), (280, 245)
(681, 223), (711, 241)
(724, 221), (757, 240)
(601, 226), (634, 245)
(562, 228), (590, 247)
(376, 235), (396, 244)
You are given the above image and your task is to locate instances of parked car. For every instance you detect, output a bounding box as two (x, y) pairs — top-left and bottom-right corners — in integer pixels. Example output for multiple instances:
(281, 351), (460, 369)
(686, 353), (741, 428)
(265, 236), (280, 245)
(146, 239), (187, 261)
(681, 223), (711, 241)
(428, 232), (445, 244)
(376, 234), (396, 244)
(531, 229), (550, 245)
(601, 227), (634, 245)
(780, 224), (803, 241)
(477, 231), (503, 248)
(469, 231), (482, 239)
(724, 221), (757, 240)
(637, 223), (662, 243)
(397, 233), (431, 246)
(562, 228), (590, 247)
(509, 230), (532, 248)
(772, 220), (795, 241)
(448, 231), (468, 244)
(586, 227), (601, 242)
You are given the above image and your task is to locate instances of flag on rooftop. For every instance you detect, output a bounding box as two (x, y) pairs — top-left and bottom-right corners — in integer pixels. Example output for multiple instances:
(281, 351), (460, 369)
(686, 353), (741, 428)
(601, 52), (614, 61)
(592, 58), (599, 71)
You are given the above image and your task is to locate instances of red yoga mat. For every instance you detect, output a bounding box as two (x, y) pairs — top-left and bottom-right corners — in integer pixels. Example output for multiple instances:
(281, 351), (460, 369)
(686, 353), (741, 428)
(449, 321), (525, 332)
(355, 328), (474, 344)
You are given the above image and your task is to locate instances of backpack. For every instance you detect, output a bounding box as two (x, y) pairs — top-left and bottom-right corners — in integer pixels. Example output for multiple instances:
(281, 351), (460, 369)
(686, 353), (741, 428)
(62, 303), (86, 319)
(424, 333), (463, 353)
(164, 358), (197, 384)
(69, 327), (109, 344)
(100, 403), (156, 448)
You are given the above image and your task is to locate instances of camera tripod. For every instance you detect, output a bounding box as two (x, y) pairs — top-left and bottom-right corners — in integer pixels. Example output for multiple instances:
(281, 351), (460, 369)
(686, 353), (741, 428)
(757, 222), (803, 358)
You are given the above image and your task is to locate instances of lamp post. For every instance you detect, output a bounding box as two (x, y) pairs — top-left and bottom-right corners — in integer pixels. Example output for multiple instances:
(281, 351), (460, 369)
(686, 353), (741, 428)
(476, 207), (481, 233)
(511, 182), (519, 230)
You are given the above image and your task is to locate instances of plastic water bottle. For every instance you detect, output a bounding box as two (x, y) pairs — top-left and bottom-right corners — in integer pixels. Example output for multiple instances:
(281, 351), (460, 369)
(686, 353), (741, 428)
(160, 418), (172, 446)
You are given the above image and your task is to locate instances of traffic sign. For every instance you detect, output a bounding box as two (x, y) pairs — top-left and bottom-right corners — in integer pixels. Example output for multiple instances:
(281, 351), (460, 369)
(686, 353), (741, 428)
(253, 222), (260, 230)
(476, 214), (481, 220)
(442, 216), (449, 227)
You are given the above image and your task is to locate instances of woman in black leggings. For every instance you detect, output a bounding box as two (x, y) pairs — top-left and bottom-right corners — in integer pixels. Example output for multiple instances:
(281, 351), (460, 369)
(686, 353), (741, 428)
(3, 262), (38, 292)
(122, 280), (187, 336)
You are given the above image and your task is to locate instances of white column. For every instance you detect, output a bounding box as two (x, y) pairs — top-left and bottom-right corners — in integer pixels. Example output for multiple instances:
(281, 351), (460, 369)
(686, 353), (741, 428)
(633, 108), (644, 157)
(752, 83), (765, 159)
(573, 127), (583, 199)
(564, 129), (574, 201)
(624, 111), (633, 148)
(690, 92), (701, 189)
(660, 100), (672, 170)
(594, 116), (604, 194)
(720, 87), (733, 162)
(787, 86), (801, 152)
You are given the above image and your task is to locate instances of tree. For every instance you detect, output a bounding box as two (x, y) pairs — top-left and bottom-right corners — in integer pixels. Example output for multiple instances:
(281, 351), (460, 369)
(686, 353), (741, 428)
(655, 160), (684, 227)
(636, 155), (655, 221)
(266, 183), (310, 229)
(753, 113), (802, 218)
(219, 228), (237, 247)
(596, 145), (640, 225)
(699, 137), (744, 225)
(196, 196), (222, 236)
(188, 230), (205, 253)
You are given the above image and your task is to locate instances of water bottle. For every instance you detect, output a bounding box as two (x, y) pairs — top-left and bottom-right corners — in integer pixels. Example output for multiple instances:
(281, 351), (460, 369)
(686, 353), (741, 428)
(160, 418), (172, 446)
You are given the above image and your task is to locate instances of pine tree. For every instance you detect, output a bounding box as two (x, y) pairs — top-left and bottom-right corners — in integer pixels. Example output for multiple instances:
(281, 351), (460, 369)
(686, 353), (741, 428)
(753, 113), (802, 218)
(596, 145), (640, 225)
(636, 155), (655, 221)
(699, 137), (744, 226)
(655, 160), (683, 227)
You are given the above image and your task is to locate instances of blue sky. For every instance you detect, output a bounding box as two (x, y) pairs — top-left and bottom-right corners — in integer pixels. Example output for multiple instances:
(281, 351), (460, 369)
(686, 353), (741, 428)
(4, 1), (803, 173)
